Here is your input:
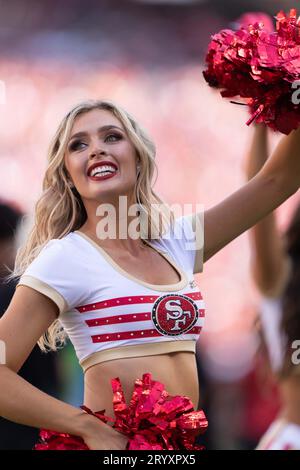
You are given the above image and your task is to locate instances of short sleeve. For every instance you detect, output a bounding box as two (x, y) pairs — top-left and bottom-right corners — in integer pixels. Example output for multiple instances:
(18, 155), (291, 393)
(174, 212), (204, 274)
(156, 210), (204, 274)
(16, 239), (83, 315)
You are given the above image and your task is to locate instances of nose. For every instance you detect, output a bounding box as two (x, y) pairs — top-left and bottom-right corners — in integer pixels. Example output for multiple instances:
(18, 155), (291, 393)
(89, 146), (107, 159)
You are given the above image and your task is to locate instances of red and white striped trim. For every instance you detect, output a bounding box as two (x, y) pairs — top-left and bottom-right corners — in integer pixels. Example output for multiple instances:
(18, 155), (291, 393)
(85, 308), (205, 328)
(76, 291), (204, 344)
(76, 291), (203, 314)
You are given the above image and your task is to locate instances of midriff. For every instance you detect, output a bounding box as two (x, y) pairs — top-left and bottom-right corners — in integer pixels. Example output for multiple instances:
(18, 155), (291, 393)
(83, 351), (200, 419)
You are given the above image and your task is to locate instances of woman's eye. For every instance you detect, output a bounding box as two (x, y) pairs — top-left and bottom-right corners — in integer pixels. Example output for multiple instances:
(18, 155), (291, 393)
(68, 133), (122, 151)
(105, 133), (122, 142)
(69, 140), (86, 151)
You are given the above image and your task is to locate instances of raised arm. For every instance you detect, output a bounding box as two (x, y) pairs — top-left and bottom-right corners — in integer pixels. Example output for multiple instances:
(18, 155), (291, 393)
(203, 126), (300, 263)
(245, 125), (291, 297)
(0, 286), (127, 450)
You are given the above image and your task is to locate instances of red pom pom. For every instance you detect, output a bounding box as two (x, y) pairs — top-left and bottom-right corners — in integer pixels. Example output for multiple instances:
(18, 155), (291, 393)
(34, 430), (89, 450)
(203, 9), (300, 134)
(235, 12), (275, 33)
(34, 373), (208, 450)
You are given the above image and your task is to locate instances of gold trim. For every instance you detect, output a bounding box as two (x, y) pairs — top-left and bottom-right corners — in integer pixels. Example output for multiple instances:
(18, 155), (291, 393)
(80, 340), (196, 372)
(74, 231), (188, 292)
(16, 275), (68, 315)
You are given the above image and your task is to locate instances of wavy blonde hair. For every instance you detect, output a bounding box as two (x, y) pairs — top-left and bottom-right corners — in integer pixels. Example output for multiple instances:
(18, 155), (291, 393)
(7, 99), (174, 352)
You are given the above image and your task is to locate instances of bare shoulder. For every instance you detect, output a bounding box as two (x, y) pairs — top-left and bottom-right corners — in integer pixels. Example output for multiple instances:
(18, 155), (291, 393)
(0, 285), (59, 372)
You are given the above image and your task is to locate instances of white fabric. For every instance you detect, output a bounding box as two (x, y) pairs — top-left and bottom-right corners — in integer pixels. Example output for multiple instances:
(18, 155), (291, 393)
(259, 297), (286, 373)
(256, 419), (300, 450)
(17, 214), (205, 365)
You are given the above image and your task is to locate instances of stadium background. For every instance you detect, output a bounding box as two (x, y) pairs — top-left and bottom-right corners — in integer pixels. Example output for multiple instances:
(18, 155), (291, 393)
(0, 0), (299, 448)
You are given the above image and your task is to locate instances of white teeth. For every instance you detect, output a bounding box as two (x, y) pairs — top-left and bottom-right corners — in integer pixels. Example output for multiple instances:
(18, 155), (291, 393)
(95, 171), (111, 177)
(90, 165), (117, 177)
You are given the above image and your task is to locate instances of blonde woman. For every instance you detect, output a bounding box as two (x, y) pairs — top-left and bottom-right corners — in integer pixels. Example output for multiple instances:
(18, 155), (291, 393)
(0, 100), (299, 450)
(245, 124), (300, 450)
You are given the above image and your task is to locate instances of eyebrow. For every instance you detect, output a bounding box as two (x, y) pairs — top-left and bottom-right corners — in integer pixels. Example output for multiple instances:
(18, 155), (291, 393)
(69, 125), (124, 141)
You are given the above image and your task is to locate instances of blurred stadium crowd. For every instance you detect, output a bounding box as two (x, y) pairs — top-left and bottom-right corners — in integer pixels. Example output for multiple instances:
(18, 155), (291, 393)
(0, 0), (299, 449)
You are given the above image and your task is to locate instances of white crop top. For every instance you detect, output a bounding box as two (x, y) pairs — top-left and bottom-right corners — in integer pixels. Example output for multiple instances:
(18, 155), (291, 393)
(17, 213), (205, 372)
(260, 296), (300, 375)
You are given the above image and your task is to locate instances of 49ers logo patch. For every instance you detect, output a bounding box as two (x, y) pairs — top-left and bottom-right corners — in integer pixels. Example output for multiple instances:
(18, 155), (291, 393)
(152, 294), (199, 336)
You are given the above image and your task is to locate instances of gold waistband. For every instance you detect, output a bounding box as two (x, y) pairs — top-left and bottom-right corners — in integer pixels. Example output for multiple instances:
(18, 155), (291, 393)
(80, 340), (196, 373)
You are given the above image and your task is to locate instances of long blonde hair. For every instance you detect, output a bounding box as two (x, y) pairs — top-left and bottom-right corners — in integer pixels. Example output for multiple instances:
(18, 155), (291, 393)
(7, 99), (174, 352)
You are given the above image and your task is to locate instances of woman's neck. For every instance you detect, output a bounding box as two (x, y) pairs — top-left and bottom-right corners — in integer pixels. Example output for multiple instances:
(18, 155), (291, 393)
(78, 223), (148, 254)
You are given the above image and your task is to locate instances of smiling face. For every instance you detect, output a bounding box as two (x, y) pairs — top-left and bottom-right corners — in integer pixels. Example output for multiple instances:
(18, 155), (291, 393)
(64, 108), (139, 205)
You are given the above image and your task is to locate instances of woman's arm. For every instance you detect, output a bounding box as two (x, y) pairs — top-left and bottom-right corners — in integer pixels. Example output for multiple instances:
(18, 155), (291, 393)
(0, 286), (127, 449)
(245, 125), (291, 297)
(244, 124), (269, 178)
(203, 127), (300, 263)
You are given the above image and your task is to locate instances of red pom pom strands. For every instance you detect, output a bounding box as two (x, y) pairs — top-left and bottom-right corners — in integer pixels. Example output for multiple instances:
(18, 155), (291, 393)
(235, 12), (275, 33)
(203, 9), (300, 134)
(34, 373), (208, 450)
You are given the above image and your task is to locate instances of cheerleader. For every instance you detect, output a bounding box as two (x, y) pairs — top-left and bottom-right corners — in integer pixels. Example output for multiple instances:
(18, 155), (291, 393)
(0, 100), (299, 450)
(245, 124), (300, 450)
